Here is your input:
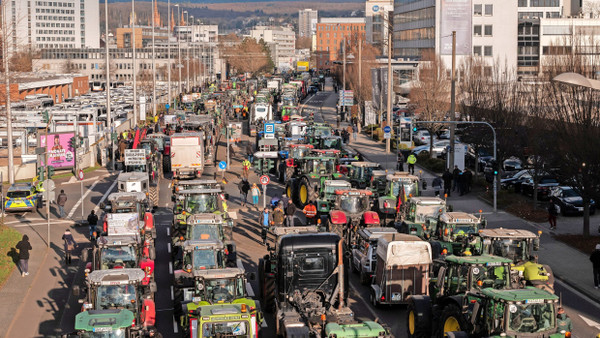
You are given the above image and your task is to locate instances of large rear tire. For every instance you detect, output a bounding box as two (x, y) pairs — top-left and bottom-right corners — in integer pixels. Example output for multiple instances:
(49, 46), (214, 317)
(407, 298), (431, 338)
(439, 304), (467, 338)
(149, 185), (159, 208)
(297, 178), (310, 208)
(263, 276), (275, 313)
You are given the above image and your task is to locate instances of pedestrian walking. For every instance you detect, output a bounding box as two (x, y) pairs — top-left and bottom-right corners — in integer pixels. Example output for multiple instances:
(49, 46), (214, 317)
(15, 235), (32, 277)
(242, 159), (251, 180)
(397, 152), (405, 171)
(303, 201), (317, 225)
(556, 307), (573, 333)
(407, 153), (417, 175)
(62, 228), (77, 264)
(246, 143), (254, 164)
(238, 179), (250, 206)
(548, 200), (558, 230)
(442, 169), (453, 197)
(250, 183), (261, 207)
(458, 171), (466, 196)
(432, 177), (443, 197)
(590, 244), (600, 289)
(351, 125), (358, 142)
(285, 202), (297, 227)
(87, 210), (99, 241)
(465, 169), (473, 193)
(272, 205), (285, 227)
(280, 193), (290, 210)
(56, 189), (68, 219)
(259, 208), (273, 245)
(452, 166), (461, 192)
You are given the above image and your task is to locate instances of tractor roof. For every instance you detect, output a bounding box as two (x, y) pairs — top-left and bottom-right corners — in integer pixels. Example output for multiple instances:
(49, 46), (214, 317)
(335, 189), (373, 196)
(290, 144), (313, 148)
(183, 239), (224, 251)
(187, 213), (224, 224)
(351, 161), (380, 168)
(440, 212), (481, 224)
(358, 227), (399, 240)
(177, 188), (222, 195)
(88, 268), (146, 285)
(271, 226), (319, 237)
(8, 183), (33, 191)
(279, 232), (341, 253)
(411, 197), (447, 205)
(197, 303), (247, 317)
(176, 179), (218, 186)
(74, 309), (135, 332)
(108, 192), (147, 202)
(117, 172), (148, 182)
(386, 172), (420, 181)
(324, 180), (352, 187)
(325, 321), (388, 337)
(172, 132), (203, 138)
(444, 254), (513, 265)
(193, 267), (245, 279)
(304, 156), (335, 160)
(96, 235), (139, 247)
(479, 287), (558, 303)
(479, 228), (538, 240)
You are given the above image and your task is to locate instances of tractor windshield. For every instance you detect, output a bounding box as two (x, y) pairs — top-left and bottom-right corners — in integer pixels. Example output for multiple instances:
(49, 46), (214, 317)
(202, 321), (248, 337)
(203, 277), (245, 303)
(80, 330), (126, 338)
(322, 138), (341, 149)
(350, 167), (376, 180)
(100, 246), (137, 269)
(507, 302), (556, 333)
(184, 194), (219, 213)
(190, 249), (220, 270)
(451, 223), (479, 237)
(189, 224), (222, 242)
(469, 264), (510, 290)
(489, 239), (529, 262)
(309, 159), (335, 175)
(290, 147), (311, 159)
(411, 204), (445, 223)
(314, 127), (332, 138)
(96, 285), (137, 311)
(125, 164), (148, 173)
(339, 195), (370, 214)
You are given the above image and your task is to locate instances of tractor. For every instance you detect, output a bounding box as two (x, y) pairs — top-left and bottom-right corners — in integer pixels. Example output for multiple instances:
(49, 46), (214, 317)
(65, 309), (136, 338)
(116, 171), (159, 210)
(328, 189), (380, 246)
(172, 188), (227, 235)
(347, 162), (382, 189)
(396, 197), (448, 237)
(377, 172), (421, 223)
(428, 212), (487, 258)
(479, 228), (554, 292)
(286, 156), (344, 208)
(316, 179), (352, 226)
(281, 143), (314, 181)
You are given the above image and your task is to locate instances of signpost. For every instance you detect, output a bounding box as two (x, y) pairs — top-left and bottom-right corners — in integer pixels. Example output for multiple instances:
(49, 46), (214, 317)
(260, 175), (270, 208)
(264, 123), (275, 140)
(79, 169), (84, 220)
(338, 90), (354, 107)
(124, 149), (146, 166)
(383, 125), (391, 139)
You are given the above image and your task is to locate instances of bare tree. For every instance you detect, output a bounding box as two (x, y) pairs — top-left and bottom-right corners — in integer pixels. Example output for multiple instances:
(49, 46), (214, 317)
(221, 36), (273, 77)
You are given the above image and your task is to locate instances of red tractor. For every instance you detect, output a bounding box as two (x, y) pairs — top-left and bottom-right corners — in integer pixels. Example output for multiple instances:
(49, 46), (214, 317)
(328, 189), (380, 246)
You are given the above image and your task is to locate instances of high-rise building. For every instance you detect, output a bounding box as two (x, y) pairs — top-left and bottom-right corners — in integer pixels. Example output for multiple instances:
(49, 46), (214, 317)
(250, 26), (296, 71)
(4, 0), (100, 52)
(299, 9), (319, 38)
(315, 18), (366, 69)
(365, 0), (394, 55)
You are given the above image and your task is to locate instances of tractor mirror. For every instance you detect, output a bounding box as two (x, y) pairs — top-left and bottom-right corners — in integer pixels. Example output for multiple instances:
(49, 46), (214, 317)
(532, 238), (540, 251)
(436, 266), (446, 292)
(447, 204), (453, 212)
(481, 219), (487, 229)
(470, 301), (481, 326)
(248, 272), (256, 281)
(171, 195), (176, 202)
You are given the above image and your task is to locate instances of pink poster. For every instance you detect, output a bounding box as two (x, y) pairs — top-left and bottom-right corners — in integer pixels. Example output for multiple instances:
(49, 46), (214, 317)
(39, 132), (75, 168)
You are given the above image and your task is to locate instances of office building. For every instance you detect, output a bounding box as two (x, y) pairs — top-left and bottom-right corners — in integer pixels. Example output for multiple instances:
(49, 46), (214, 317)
(365, 0), (394, 55)
(315, 18), (366, 69)
(299, 9), (319, 38)
(250, 26), (296, 71)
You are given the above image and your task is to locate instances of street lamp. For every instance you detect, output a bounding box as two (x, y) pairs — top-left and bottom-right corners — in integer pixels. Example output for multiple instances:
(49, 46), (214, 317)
(104, 0), (114, 171)
(175, 4), (182, 99)
(167, 0), (172, 109)
(151, 0), (157, 120)
(131, 0), (138, 124)
(185, 11), (190, 93)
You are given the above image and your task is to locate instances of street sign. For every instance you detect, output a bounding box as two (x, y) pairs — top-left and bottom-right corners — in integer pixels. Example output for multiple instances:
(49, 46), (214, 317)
(259, 175), (270, 185)
(384, 132), (391, 139)
(383, 126), (391, 133)
(78, 169), (84, 180)
(218, 161), (227, 170)
(124, 149), (146, 166)
(264, 123), (275, 134)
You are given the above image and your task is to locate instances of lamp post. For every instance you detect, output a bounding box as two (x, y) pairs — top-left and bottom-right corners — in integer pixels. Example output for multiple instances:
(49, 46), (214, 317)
(104, 0), (114, 170)
(131, 0), (138, 124)
(185, 11), (190, 93)
(151, 0), (157, 120)
(175, 4), (182, 99)
(167, 0), (172, 109)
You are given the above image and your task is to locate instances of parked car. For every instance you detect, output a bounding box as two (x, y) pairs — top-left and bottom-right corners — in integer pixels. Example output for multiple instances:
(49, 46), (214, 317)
(412, 140), (460, 158)
(466, 147), (493, 172)
(500, 169), (531, 192)
(503, 157), (523, 173)
(412, 129), (431, 145)
(549, 186), (596, 215)
(521, 176), (560, 199)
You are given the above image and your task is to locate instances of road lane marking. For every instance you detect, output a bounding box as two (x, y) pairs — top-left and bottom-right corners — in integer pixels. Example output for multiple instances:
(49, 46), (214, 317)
(93, 178), (119, 213)
(173, 317), (179, 333)
(67, 179), (100, 218)
(169, 262), (173, 274)
(166, 227), (170, 236)
(168, 242), (171, 254)
(11, 220), (76, 228)
(171, 285), (175, 300)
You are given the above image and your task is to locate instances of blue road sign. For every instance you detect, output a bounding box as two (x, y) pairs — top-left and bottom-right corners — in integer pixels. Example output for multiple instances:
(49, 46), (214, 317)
(265, 123), (275, 134)
(165, 104), (170, 110)
(383, 126), (392, 133)
(218, 161), (227, 170)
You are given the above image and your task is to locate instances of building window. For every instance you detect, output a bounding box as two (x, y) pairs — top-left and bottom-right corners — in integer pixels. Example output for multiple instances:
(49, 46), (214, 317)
(484, 45), (492, 56)
(474, 25), (482, 36)
(474, 4), (482, 16)
(485, 4), (493, 16)
(473, 46), (481, 56)
(484, 25), (492, 36)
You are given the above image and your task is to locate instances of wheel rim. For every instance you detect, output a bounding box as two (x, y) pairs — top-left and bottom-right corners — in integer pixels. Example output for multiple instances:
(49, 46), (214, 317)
(443, 316), (461, 334)
(286, 185), (292, 198)
(408, 310), (416, 335)
(300, 184), (308, 204)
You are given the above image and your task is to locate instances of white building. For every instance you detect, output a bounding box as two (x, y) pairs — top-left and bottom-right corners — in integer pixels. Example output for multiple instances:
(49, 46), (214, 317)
(539, 17), (600, 70)
(249, 26), (296, 71)
(298, 9), (318, 38)
(174, 24), (219, 43)
(365, 0), (394, 55)
(393, 0), (518, 72)
(4, 0), (100, 52)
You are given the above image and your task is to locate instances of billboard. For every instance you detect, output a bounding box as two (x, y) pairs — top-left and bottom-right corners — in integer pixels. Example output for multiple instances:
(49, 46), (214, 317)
(39, 132), (75, 168)
(297, 61), (310, 72)
(440, 0), (472, 55)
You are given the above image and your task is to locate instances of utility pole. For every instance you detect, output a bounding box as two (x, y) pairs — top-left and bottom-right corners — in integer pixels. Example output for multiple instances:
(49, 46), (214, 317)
(176, 4), (182, 97)
(385, 19), (392, 154)
(131, 0), (138, 124)
(167, 0), (172, 108)
(151, 0), (157, 120)
(105, 0), (114, 171)
(2, 7), (14, 184)
(358, 37), (362, 127)
(448, 31), (457, 170)
(186, 12), (191, 93)
(342, 35), (346, 121)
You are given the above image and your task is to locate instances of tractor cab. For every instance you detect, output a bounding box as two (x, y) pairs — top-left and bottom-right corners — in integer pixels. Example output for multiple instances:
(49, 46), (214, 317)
(302, 157), (338, 177)
(348, 162), (382, 189)
(174, 189), (223, 216)
(385, 172), (420, 199)
(78, 268), (156, 332)
(329, 189), (379, 244)
(431, 212), (486, 257)
(317, 136), (343, 151)
(479, 228), (553, 291)
(172, 179), (222, 194)
(316, 180), (352, 220)
(396, 197), (448, 237)
(176, 239), (227, 272)
(117, 172), (150, 194)
(183, 267), (251, 305)
(288, 121), (307, 137)
(107, 192), (150, 216)
(68, 309), (136, 337)
(307, 124), (333, 145)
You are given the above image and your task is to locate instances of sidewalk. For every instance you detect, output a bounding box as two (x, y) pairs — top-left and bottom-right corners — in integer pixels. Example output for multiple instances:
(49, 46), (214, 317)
(318, 89), (600, 305)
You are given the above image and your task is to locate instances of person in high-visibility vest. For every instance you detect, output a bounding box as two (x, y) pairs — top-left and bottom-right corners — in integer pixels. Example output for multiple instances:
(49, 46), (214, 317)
(303, 201), (317, 225)
(407, 153), (417, 175)
(242, 159), (251, 180)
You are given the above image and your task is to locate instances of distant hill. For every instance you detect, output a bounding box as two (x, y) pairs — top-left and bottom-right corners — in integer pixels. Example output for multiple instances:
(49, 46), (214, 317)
(108, 0), (363, 3)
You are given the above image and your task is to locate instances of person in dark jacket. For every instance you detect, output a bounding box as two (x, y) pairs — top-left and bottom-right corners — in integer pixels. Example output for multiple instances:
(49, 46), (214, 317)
(238, 179), (250, 207)
(15, 235), (32, 276)
(259, 208), (273, 245)
(452, 166), (461, 192)
(442, 169), (453, 197)
(62, 228), (77, 264)
(285, 202), (297, 227)
(87, 210), (99, 241)
(56, 190), (68, 219)
(590, 244), (600, 289)
(464, 169), (473, 193)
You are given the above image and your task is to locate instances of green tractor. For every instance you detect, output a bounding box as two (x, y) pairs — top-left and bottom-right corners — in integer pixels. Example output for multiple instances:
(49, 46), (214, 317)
(65, 309), (136, 337)
(172, 188), (227, 236)
(347, 162), (382, 189)
(396, 197), (448, 237)
(408, 287), (568, 338)
(316, 179), (352, 225)
(479, 228), (555, 292)
(377, 172), (421, 223)
(306, 123), (334, 146)
(286, 156), (344, 208)
(429, 212), (487, 258)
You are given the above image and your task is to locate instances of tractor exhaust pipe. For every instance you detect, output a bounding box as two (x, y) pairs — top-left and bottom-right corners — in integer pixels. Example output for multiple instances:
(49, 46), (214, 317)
(338, 239), (345, 309)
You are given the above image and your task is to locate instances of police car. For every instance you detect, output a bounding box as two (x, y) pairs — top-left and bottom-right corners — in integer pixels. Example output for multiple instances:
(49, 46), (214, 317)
(5, 183), (40, 212)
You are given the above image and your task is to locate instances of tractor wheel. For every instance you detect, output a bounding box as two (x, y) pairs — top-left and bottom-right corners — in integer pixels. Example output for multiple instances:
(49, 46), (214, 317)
(285, 181), (294, 199)
(439, 304), (467, 338)
(370, 289), (380, 308)
(149, 185), (159, 208)
(297, 178), (310, 208)
(407, 299), (431, 338)
(263, 275), (276, 313)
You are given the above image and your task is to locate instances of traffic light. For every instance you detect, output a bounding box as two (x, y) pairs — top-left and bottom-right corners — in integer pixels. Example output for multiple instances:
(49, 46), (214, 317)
(491, 160), (499, 175)
(413, 126), (418, 132)
(37, 166), (45, 181)
(42, 110), (50, 124)
(69, 136), (78, 150)
(265, 159), (274, 172)
(47, 166), (55, 179)
(80, 137), (84, 147)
